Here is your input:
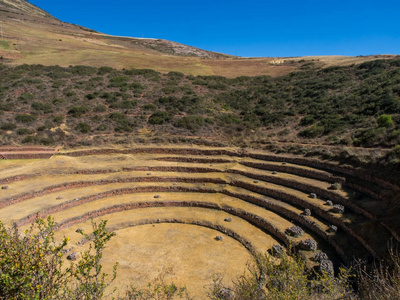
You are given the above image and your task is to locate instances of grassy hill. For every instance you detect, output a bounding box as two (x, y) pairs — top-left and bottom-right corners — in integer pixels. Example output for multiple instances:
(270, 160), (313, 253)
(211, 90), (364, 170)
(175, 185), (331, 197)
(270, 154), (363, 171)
(0, 0), (52, 17)
(0, 1), (397, 77)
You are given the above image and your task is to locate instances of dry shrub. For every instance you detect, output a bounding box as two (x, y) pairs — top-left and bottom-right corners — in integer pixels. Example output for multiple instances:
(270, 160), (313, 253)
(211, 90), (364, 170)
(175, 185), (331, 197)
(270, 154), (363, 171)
(206, 252), (354, 300)
(120, 268), (191, 300)
(356, 243), (400, 300)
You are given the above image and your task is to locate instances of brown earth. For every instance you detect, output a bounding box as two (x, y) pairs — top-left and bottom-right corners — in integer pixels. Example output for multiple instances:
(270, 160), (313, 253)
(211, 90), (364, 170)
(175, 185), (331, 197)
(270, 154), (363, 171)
(0, 1), (397, 77)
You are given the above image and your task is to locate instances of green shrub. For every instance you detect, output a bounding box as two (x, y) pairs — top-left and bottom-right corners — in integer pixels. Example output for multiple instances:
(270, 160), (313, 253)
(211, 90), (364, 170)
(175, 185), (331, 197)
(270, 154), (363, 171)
(299, 125), (325, 138)
(64, 90), (77, 97)
(91, 115), (103, 122)
(108, 76), (130, 88)
(299, 116), (315, 126)
(97, 66), (114, 75)
(161, 86), (180, 94)
(0, 123), (16, 130)
(85, 93), (98, 100)
(17, 128), (32, 135)
(129, 82), (144, 91)
(142, 104), (157, 111)
(31, 102), (53, 114)
(0, 102), (13, 111)
(94, 105), (107, 112)
(53, 115), (64, 123)
(108, 112), (126, 121)
(113, 119), (135, 132)
(96, 124), (108, 131)
(174, 115), (205, 131)
(69, 65), (97, 76)
(18, 93), (34, 103)
(37, 125), (47, 132)
(124, 68), (159, 80)
(68, 106), (90, 118)
(52, 98), (66, 105)
(75, 122), (91, 133)
(0, 217), (71, 299)
(278, 128), (290, 136)
(21, 135), (37, 144)
(109, 100), (137, 109)
(148, 111), (171, 125)
(167, 71), (184, 80)
(52, 80), (66, 89)
(219, 114), (240, 125)
(0, 217), (117, 300)
(15, 114), (37, 123)
(378, 114), (393, 127)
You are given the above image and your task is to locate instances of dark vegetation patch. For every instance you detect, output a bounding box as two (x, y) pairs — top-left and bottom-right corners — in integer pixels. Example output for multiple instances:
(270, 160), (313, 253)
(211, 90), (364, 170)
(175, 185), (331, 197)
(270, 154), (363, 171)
(0, 59), (399, 153)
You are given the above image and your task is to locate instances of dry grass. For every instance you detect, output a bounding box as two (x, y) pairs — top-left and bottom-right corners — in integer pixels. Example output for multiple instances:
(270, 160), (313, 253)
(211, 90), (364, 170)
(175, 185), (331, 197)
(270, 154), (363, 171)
(0, 145), (394, 297)
(1, 5), (397, 77)
(59, 219), (254, 299)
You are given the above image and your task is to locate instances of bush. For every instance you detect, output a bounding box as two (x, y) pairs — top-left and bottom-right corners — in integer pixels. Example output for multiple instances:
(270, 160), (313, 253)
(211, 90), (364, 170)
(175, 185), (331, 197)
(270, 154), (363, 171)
(22, 135), (38, 144)
(85, 93), (98, 100)
(356, 244), (400, 300)
(0, 123), (16, 130)
(17, 128), (32, 135)
(148, 111), (171, 125)
(18, 93), (34, 103)
(68, 106), (90, 118)
(142, 104), (157, 111)
(128, 82), (144, 91)
(0, 102), (13, 111)
(108, 76), (130, 88)
(97, 66), (114, 75)
(121, 272), (190, 300)
(299, 116), (315, 126)
(75, 122), (91, 133)
(53, 115), (64, 123)
(167, 71), (184, 80)
(113, 119), (135, 132)
(109, 100), (137, 109)
(108, 112), (126, 121)
(378, 114), (393, 128)
(0, 217), (118, 300)
(219, 114), (240, 125)
(69, 65), (97, 76)
(94, 105), (107, 112)
(174, 115), (205, 131)
(207, 252), (353, 300)
(31, 102), (53, 114)
(15, 114), (37, 123)
(124, 68), (159, 80)
(299, 125), (325, 138)
(0, 217), (70, 299)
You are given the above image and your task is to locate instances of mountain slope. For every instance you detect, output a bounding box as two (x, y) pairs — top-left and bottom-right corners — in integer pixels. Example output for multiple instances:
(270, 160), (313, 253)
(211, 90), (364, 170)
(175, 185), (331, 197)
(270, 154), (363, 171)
(0, 0), (397, 77)
(0, 0), (52, 18)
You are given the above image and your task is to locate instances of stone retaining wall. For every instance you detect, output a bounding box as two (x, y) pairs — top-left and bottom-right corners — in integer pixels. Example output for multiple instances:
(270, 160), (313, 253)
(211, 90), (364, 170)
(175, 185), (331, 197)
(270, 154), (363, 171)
(241, 161), (346, 185)
(54, 200), (293, 250)
(231, 180), (378, 258)
(229, 169), (375, 220)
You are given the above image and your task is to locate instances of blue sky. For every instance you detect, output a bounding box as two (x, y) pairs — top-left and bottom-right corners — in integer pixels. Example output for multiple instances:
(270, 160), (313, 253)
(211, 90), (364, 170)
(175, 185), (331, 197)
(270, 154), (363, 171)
(29, 0), (400, 57)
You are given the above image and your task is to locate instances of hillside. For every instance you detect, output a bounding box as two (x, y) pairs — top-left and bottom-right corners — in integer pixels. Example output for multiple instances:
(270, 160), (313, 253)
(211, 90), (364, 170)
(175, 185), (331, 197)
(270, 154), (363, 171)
(0, 59), (399, 170)
(0, 0), (397, 77)
(0, 0), (52, 17)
